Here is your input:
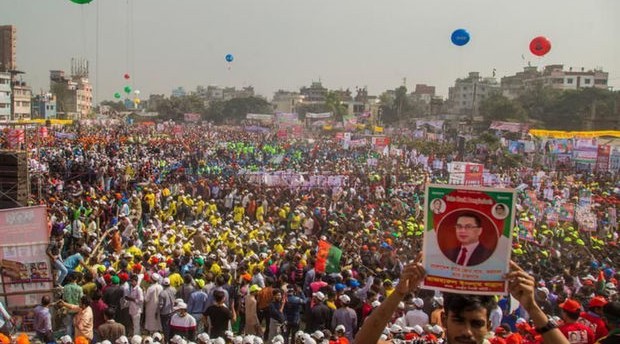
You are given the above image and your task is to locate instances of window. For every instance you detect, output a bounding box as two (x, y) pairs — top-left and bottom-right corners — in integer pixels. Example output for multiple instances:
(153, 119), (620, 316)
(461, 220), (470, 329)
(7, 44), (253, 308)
(566, 78), (573, 84)
(584, 79), (591, 84)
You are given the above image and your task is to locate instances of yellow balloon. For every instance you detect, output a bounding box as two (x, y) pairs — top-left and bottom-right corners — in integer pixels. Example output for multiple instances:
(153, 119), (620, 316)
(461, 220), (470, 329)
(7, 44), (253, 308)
(134, 98), (141, 104)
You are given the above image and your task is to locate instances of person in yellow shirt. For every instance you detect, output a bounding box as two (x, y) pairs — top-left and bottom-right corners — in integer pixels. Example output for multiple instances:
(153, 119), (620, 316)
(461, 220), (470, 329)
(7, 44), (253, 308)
(255, 204), (265, 223)
(168, 268), (184, 288)
(195, 196), (206, 216)
(233, 202), (245, 222)
(126, 240), (143, 258)
(143, 189), (156, 214)
(290, 210), (302, 230)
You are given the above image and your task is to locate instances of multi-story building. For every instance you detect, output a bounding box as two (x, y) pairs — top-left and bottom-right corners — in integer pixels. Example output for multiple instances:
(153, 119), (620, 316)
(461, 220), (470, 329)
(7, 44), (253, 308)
(501, 65), (609, 99)
(0, 71), (10, 121)
(49, 64), (93, 119)
(448, 72), (500, 115)
(32, 93), (57, 119)
(272, 90), (304, 113)
(11, 80), (31, 120)
(223, 86), (254, 100)
(0, 25), (16, 72)
(300, 81), (327, 103)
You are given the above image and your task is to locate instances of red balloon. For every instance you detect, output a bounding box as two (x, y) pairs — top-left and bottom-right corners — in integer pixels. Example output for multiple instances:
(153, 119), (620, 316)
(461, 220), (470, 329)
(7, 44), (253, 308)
(124, 73), (130, 80)
(529, 36), (551, 57)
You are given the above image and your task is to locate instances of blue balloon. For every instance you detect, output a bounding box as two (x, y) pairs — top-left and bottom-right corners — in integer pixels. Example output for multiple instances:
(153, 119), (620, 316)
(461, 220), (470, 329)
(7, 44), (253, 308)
(451, 28), (470, 46)
(225, 54), (234, 62)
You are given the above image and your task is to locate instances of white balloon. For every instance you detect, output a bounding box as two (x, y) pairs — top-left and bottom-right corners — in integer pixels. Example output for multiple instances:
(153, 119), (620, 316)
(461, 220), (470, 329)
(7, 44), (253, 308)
(134, 90), (141, 95)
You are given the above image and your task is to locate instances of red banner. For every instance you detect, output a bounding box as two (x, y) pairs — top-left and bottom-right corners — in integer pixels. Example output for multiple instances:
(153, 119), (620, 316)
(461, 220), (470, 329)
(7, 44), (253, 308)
(596, 145), (610, 172)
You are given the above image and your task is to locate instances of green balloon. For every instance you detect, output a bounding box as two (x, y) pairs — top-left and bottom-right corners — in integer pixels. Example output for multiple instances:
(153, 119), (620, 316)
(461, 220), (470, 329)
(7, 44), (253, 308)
(124, 86), (132, 94)
(114, 92), (121, 99)
(70, 0), (93, 4)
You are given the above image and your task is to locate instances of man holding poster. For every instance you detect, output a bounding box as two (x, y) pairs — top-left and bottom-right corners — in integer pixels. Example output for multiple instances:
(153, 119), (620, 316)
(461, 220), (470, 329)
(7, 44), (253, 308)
(422, 184), (516, 295)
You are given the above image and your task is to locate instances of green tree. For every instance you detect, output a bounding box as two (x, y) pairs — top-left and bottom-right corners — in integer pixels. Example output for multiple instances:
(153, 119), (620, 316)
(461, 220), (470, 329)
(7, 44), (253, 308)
(325, 91), (348, 122)
(479, 93), (526, 122)
(206, 97), (273, 123)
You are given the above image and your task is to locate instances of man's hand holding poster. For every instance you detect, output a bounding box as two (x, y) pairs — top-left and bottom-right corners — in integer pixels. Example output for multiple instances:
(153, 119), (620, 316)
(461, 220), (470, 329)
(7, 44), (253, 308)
(422, 184), (516, 295)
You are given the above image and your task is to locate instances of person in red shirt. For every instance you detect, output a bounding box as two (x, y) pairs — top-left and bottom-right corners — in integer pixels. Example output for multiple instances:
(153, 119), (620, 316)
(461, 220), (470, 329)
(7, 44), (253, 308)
(578, 296), (609, 341)
(489, 325), (508, 344)
(559, 299), (595, 344)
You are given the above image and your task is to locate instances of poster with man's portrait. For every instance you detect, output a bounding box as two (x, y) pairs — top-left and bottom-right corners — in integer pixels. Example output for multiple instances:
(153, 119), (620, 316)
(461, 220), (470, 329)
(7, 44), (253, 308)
(422, 184), (516, 295)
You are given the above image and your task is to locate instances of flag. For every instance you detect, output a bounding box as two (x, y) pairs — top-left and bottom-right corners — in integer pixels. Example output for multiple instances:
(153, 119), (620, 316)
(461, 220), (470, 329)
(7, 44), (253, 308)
(316, 240), (342, 274)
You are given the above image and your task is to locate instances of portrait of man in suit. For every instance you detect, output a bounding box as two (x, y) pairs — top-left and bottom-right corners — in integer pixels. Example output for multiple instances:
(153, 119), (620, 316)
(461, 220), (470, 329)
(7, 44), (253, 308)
(444, 212), (494, 266)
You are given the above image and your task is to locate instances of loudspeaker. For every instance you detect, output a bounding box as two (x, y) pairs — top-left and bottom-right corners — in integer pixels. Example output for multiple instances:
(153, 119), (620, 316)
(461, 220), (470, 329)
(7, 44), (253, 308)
(0, 150), (29, 209)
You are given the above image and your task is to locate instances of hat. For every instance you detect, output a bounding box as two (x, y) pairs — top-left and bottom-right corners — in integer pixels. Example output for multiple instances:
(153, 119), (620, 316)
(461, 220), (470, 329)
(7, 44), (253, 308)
(348, 279), (360, 288)
(131, 336), (142, 344)
(335, 325), (346, 333)
(311, 331), (324, 340)
(536, 287), (550, 297)
(313, 291), (326, 301)
(430, 325), (443, 335)
(433, 296), (444, 306)
(560, 299), (582, 313)
(173, 301), (188, 311)
(271, 335), (284, 344)
(162, 278), (171, 286)
(249, 284), (262, 293)
(494, 326), (506, 335)
(60, 336), (73, 344)
(152, 333), (163, 342)
(116, 336), (129, 344)
(338, 294), (351, 304)
(371, 300), (381, 308)
(111, 275), (121, 285)
(588, 296), (608, 308)
(413, 298), (424, 308)
(335, 283), (346, 291)
(412, 325), (424, 335)
(389, 324), (403, 333)
(212, 338), (225, 344)
(196, 333), (210, 343)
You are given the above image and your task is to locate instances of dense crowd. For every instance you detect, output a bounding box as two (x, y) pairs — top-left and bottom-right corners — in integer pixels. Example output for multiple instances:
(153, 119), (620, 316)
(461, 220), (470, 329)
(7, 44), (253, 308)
(0, 122), (618, 344)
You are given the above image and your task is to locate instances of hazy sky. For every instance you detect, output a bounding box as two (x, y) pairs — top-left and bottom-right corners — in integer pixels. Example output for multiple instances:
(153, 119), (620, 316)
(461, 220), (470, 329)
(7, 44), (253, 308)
(1, 0), (619, 103)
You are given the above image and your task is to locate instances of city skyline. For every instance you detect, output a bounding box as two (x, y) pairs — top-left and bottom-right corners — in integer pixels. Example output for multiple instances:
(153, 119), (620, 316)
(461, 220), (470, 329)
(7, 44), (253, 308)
(1, 0), (618, 103)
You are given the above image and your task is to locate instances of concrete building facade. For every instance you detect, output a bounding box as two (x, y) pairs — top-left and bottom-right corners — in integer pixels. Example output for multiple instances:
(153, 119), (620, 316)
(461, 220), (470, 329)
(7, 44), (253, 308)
(11, 80), (31, 120)
(448, 72), (500, 115)
(0, 71), (10, 121)
(0, 25), (16, 71)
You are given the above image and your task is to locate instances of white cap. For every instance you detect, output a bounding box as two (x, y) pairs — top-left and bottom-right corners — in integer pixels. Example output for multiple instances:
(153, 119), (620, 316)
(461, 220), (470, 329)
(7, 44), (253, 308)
(233, 336), (243, 344)
(116, 336), (130, 344)
(152, 333), (163, 342)
(162, 277), (171, 286)
(311, 331), (324, 340)
(253, 337), (263, 344)
(303, 336), (316, 344)
(335, 324), (346, 333)
(433, 296), (444, 306)
(313, 291), (326, 301)
(412, 325), (424, 335)
(338, 294), (351, 304)
(371, 300), (381, 308)
(173, 301), (188, 311)
(271, 335), (285, 344)
(60, 335), (73, 344)
(242, 336), (254, 344)
(170, 336), (183, 344)
(131, 335), (142, 344)
(212, 338), (225, 344)
(413, 298), (424, 308)
(196, 333), (210, 343)
(390, 324), (403, 333)
(431, 325), (444, 334)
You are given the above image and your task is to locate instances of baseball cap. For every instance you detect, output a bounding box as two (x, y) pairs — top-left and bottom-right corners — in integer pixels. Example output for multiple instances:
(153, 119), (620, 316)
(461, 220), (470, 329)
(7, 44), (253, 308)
(589, 296), (608, 308)
(389, 324), (402, 333)
(338, 294), (351, 304)
(162, 278), (171, 286)
(249, 284), (262, 293)
(335, 325), (346, 333)
(313, 291), (326, 301)
(413, 298), (424, 308)
(559, 299), (582, 313)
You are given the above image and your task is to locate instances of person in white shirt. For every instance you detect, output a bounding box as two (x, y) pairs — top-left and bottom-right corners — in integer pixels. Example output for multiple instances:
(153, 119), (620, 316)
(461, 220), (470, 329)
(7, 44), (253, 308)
(125, 275), (144, 336)
(405, 298), (429, 328)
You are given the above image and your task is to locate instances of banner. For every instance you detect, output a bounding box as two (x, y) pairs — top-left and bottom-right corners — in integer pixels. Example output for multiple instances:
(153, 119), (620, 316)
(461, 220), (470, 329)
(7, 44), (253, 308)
(7, 129), (25, 148)
(316, 240), (342, 274)
(306, 112), (332, 119)
(490, 121), (529, 133)
(371, 136), (390, 147)
(529, 129), (620, 138)
(246, 113), (275, 121)
(422, 185), (515, 295)
(183, 113), (201, 122)
(0, 206), (52, 307)
(518, 220), (536, 242)
(595, 145), (611, 172)
(448, 162), (484, 186)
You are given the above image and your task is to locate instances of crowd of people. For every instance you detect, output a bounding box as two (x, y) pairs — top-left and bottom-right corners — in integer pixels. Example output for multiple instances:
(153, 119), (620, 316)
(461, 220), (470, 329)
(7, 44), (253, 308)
(0, 122), (618, 344)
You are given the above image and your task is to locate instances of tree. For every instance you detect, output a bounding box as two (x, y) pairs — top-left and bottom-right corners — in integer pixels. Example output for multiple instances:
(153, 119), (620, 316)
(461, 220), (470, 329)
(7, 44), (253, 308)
(479, 93), (526, 122)
(206, 97), (272, 123)
(324, 91), (348, 122)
